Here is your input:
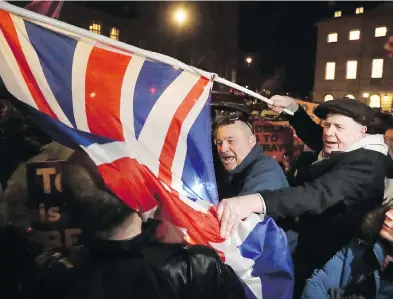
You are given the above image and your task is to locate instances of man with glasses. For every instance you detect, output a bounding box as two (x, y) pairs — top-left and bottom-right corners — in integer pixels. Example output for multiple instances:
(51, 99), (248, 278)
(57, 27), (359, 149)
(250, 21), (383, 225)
(213, 110), (288, 200)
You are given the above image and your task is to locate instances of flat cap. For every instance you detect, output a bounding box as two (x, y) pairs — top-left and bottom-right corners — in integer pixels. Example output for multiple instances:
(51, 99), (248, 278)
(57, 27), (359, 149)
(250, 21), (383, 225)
(314, 98), (376, 126)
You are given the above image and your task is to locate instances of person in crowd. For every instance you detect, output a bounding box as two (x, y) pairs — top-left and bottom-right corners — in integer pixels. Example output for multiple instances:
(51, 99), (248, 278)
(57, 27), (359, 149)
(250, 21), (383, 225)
(37, 150), (246, 299)
(384, 128), (393, 160)
(214, 110), (288, 199)
(302, 205), (393, 299)
(0, 141), (74, 299)
(216, 95), (389, 297)
(0, 88), (51, 190)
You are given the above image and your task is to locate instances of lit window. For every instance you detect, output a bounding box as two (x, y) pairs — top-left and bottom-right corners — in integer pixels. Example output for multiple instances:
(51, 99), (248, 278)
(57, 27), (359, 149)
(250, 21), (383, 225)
(345, 94), (355, 99)
(346, 60), (358, 79)
(349, 30), (360, 40)
(375, 26), (387, 37)
(325, 62), (336, 80)
(371, 58), (384, 78)
(324, 94), (334, 102)
(334, 11), (342, 17)
(369, 95), (381, 108)
(110, 27), (119, 40)
(89, 22), (101, 34)
(381, 95), (392, 112)
(355, 7), (364, 14)
(327, 33), (338, 43)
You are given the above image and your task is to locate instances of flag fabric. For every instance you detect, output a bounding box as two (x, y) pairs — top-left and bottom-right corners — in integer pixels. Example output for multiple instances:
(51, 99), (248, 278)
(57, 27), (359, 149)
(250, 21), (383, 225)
(24, 0), (63, 19)
(0, 8), (294, 299)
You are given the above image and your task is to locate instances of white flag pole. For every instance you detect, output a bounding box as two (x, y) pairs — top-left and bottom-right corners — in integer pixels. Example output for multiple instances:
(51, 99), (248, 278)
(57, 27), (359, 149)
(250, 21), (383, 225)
(0, 1), (294, 116)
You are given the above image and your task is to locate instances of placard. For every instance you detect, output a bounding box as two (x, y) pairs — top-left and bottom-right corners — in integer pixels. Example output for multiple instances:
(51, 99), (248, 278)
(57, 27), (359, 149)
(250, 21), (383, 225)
(26, 160), (81, 250)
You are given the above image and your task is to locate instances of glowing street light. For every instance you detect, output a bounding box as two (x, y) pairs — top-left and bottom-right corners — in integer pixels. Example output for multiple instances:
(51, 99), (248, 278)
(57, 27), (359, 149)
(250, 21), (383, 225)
(246, 57), (253, 64)
(362, 92), (370, 98)
(174, 8), (187, 26)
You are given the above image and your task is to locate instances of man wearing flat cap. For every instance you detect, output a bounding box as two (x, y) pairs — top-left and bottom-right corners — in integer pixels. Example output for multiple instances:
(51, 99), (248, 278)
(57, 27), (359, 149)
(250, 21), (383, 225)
(215, 95), (389, 297)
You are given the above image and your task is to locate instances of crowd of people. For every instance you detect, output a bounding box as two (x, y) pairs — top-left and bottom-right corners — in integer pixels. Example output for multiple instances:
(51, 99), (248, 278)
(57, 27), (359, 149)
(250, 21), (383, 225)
(2, 85), (393, 299)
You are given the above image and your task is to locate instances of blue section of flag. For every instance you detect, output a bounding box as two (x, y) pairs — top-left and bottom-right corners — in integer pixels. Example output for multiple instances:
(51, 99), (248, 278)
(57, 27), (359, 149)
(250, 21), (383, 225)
(133, 61), (183, 139)
(24, 103), (114, 149)
(181, 96), (219, 204)
(24, 20), (77, 128)
(239, 216), (294, 299)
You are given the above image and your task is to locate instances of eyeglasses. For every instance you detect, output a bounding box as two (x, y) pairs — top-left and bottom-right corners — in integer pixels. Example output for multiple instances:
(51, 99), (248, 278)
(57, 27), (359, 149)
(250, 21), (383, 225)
(214, 110), (254, 132)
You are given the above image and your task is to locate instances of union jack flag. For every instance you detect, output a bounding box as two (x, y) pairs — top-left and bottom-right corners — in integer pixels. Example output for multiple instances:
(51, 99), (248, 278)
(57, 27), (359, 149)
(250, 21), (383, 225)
(0, 6), (293, 299)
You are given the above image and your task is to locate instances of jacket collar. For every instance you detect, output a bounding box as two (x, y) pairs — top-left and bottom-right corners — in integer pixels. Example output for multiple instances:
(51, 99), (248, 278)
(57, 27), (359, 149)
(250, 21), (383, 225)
(227, 145), (263, 177)
(315, 134), (388, 163)
(89, 220), (160, 257)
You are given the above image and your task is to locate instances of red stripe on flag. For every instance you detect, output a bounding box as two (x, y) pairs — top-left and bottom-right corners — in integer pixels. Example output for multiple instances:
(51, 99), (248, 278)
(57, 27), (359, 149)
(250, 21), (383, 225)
(85, 47), (130, 141)
(153, 173), (225, 259)
(158, 77), (210, 186)
(0, 10), (58, 119)
(98, 157), (158, 212)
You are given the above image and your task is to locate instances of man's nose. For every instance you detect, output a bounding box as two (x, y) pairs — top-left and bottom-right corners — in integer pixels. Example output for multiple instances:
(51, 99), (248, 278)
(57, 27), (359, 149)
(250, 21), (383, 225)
(325, 125), (335, 136)
(220, 141), (229, 152)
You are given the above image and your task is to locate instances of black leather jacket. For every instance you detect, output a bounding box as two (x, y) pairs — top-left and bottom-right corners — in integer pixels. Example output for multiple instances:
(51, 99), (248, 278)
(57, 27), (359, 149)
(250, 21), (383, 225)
(30, 221), (246, 299)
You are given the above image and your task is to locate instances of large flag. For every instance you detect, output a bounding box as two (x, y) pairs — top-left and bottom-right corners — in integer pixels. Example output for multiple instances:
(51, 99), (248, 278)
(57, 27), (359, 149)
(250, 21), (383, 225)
(0, 7), (293, 299)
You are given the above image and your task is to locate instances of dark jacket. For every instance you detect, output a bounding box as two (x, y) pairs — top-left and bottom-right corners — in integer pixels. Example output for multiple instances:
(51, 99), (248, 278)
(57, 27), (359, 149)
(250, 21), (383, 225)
(219, 144), (288, 199)
(30, 221), (246, 299)
(257, 107), (389, 295)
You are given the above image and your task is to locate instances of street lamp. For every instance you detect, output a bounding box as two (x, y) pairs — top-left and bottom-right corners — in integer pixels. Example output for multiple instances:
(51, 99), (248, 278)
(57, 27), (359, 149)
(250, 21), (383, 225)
(174, 8), (187, 26)
(246, 57), (253, 65)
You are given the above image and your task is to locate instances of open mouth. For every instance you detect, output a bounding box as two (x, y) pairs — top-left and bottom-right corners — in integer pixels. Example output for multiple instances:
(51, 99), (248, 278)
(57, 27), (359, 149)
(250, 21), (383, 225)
(325, 141), (338, 146)
(221, 156), (235, 163)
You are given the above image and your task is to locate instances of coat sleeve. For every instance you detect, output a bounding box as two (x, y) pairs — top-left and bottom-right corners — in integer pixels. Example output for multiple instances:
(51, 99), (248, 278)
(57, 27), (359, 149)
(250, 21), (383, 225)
(289, 106), (324, 153)
(301, 248), (348, 299)
(237, 157), (289, 196)
(261, 150), (386, 219)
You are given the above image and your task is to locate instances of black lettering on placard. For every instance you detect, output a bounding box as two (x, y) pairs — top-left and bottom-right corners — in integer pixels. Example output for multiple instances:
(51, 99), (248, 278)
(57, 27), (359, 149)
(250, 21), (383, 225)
(262, 144), (291, 152)
(255, 125), (264, 133)
(270, 134), (278, 142)
(254, 125), (285, 133)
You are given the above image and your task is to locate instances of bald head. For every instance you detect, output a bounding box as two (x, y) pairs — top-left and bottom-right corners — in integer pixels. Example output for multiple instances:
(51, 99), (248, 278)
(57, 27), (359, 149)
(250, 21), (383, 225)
(215, 120), (256, 171)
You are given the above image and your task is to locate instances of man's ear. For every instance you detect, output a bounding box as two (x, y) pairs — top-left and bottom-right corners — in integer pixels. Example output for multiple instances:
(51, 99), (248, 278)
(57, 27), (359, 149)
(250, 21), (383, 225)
(249, 134), (257, 146)
(357, 126), (367, 140)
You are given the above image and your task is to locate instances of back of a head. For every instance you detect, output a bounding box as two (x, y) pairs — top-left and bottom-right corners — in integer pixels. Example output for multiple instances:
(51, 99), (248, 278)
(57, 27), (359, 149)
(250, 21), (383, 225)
(62, 150), (134, 239)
